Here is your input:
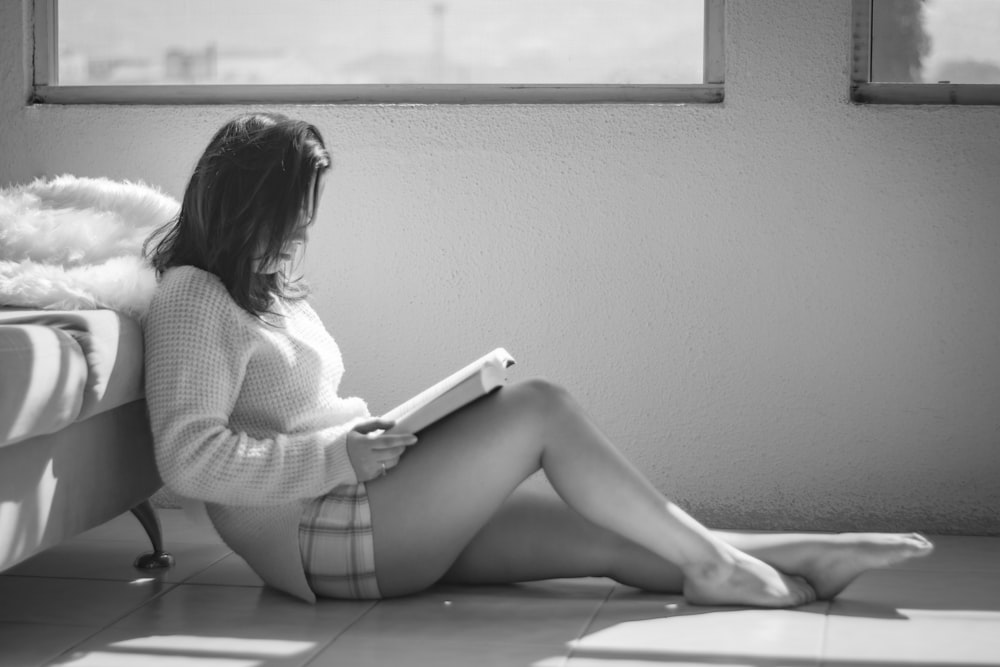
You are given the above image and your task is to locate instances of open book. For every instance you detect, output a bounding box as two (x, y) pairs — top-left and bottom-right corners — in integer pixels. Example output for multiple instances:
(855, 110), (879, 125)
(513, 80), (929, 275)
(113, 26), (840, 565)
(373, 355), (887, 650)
(382, 348), (516, 434)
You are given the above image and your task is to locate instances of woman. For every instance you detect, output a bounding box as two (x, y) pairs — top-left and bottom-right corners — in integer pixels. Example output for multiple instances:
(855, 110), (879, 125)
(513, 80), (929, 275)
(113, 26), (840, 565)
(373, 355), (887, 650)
(143, 112), (932, 605)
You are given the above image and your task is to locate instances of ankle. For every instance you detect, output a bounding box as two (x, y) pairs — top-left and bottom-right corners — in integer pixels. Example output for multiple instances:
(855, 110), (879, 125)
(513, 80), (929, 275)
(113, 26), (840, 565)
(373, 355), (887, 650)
(680, 549), (737, 582)
(662, 502), (735, 569)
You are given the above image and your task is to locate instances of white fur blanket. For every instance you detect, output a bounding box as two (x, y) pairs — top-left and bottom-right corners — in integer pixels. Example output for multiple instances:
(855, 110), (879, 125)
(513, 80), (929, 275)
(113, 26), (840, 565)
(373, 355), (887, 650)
(0, 175), (179, 318)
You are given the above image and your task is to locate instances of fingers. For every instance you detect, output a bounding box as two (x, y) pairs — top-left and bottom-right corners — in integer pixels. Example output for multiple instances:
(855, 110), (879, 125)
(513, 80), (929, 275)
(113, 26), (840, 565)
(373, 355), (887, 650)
(372, 439), (415, 474)
(370, 444), (406, 462)
(353, 417), (397, 434)
(370, 433), (419, 450)
(347, 418), (420, 482)
(378, 443), (412, 457)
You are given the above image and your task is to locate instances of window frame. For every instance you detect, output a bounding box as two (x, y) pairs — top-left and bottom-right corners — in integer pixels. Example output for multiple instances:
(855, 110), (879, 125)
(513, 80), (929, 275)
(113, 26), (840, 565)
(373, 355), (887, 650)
(851, 0), (1000, 105)
(31, 0), (725, 105)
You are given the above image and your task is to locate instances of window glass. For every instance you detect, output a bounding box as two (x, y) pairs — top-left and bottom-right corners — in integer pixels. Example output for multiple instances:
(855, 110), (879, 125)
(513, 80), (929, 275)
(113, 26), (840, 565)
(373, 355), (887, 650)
(871, 0), (1000, 84)
(56, 0), (706, 86)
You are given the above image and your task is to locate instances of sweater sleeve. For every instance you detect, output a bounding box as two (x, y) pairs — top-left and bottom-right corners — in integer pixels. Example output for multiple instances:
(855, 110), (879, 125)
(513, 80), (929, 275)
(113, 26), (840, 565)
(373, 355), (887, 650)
(143, 268), (363, 506)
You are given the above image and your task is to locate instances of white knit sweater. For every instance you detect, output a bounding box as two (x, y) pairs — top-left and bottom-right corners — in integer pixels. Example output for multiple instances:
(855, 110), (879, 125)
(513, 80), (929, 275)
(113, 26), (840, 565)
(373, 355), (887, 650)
(143, 265), (371, 601)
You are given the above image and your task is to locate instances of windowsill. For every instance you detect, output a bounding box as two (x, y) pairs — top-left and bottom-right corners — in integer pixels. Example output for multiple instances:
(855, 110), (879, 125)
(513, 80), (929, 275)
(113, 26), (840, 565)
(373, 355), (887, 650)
(852, 82), (1000, 106)
(30, 83), (725, 106)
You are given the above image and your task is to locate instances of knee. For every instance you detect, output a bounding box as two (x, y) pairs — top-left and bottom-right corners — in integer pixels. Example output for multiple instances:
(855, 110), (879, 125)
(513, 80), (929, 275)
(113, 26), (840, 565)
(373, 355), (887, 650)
(506, 377), (573, 413)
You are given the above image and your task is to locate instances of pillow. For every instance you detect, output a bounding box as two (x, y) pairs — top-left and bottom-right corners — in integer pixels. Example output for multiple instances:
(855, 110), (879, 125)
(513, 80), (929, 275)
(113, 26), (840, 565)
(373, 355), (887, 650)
(0, 175), (179, 319)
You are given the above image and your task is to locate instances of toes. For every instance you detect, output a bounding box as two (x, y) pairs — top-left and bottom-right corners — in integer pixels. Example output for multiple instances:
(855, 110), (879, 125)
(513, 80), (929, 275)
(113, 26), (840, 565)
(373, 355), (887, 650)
(910, 533), (935, 554)
(792, 576), (817, 606)
(775, 575), (816, 607)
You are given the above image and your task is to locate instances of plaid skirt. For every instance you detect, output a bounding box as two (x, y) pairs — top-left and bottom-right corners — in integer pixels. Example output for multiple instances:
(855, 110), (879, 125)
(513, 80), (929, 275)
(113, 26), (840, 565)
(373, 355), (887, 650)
(298, 483), (382, 600)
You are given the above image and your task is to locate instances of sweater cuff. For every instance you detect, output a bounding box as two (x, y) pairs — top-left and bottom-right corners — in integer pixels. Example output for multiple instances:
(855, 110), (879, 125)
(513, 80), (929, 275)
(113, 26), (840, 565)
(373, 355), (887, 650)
(322, 416), (368, 488)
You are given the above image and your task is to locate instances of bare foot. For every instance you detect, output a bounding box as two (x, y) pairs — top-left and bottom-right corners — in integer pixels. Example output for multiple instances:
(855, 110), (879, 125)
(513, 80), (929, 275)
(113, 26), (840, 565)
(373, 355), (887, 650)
(796, 533), (934, 600)
(683, 548), (817, 608)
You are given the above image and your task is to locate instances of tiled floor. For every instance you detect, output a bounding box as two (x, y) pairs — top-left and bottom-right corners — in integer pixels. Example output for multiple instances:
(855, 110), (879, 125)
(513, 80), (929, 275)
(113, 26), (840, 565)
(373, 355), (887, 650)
(1, 510), (998, 667)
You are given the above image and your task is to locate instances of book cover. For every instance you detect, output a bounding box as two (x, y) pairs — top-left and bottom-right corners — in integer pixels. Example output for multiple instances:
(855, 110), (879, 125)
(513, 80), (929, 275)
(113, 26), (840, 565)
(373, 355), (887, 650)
(383, 348), (515, 433)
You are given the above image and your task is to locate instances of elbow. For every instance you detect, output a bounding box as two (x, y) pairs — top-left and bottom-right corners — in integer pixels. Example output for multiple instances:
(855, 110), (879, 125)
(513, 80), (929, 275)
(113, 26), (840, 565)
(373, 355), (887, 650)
(152, 418), (229, 501)
(155, 460), (200, 500)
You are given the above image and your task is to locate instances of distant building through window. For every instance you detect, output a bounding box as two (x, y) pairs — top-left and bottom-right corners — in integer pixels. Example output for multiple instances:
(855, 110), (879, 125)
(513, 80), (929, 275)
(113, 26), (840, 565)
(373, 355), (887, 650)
(54, 0), (707, 86)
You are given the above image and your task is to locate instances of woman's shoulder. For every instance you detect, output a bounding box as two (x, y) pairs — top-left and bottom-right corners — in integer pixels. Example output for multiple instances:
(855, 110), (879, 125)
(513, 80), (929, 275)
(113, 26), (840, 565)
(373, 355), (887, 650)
(158, 264), (221, 291)
(150, 265), (241, 323)
(155, 265), (229, 303)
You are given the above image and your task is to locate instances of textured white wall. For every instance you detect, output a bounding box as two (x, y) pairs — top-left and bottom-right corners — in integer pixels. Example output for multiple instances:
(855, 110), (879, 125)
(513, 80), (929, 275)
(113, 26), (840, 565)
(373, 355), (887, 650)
(3, 0), (998, 533)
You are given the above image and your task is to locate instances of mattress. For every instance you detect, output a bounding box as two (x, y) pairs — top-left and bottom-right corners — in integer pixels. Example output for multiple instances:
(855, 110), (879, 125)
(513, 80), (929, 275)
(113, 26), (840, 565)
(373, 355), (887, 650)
(0, 308), (145, 447)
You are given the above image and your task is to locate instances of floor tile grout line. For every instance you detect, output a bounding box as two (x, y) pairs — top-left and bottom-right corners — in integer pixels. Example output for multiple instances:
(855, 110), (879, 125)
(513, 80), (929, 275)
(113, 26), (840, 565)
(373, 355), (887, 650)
(179, 579), (264, 588)
(5, 540), (233, 580)
(562, 582), (618, 666)
(22, 538), (231, 551)
(299, 600), (381, 667)
(72, 531), (226, 544)
(10, 536), (230, 665)
(166, 548), (236, 586)
(1, 546), (235, 586)
(41, 582), (183, 667)
(890, 566), (1000, 574)
(817, 601), (832, 667)
(0, 573), (163, 584)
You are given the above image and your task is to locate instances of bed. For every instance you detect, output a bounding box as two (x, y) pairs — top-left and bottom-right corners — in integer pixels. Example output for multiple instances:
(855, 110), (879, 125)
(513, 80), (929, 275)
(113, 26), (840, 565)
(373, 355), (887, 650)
(0, 307), (171, 573)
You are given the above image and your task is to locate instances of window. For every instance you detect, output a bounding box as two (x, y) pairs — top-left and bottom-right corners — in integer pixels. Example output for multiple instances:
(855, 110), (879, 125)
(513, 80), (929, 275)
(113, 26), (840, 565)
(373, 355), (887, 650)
(852, 0), (1000, 104)
(33, 0), (725, 105)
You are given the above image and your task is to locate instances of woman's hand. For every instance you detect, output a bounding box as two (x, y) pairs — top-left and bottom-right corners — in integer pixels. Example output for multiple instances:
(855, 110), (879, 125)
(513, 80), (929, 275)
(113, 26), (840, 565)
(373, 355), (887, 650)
(346, 418), (418, 482)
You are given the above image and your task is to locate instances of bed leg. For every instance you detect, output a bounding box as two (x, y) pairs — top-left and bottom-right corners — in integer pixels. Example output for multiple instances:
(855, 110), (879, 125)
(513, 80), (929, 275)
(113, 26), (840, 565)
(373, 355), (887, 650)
(130, 500), (175, 569)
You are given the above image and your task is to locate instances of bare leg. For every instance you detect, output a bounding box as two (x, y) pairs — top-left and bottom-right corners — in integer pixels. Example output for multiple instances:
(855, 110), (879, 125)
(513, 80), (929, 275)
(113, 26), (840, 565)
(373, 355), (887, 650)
(442, 484), (933, 599)
(440, 484), (685, 593)
(365, 379), (815, 607)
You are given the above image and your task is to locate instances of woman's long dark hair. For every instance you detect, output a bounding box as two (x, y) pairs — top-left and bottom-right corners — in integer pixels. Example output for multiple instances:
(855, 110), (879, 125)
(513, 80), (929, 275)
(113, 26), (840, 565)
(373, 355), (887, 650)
(144, 112), (331, 317)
